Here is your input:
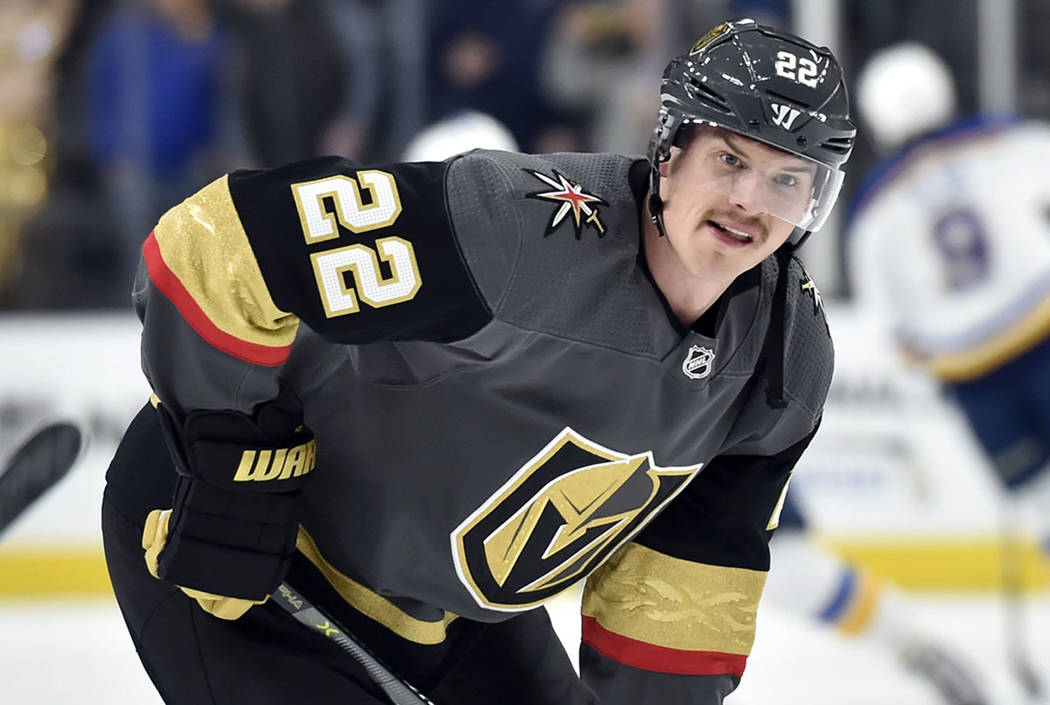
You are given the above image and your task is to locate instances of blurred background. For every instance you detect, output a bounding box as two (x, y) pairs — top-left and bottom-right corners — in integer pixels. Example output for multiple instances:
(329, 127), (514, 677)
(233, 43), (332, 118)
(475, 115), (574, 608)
(2, 0), (1050, 704)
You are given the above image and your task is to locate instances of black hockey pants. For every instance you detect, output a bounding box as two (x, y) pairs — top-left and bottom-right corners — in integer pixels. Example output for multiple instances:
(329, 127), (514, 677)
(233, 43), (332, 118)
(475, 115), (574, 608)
(102, 404), (594, 705)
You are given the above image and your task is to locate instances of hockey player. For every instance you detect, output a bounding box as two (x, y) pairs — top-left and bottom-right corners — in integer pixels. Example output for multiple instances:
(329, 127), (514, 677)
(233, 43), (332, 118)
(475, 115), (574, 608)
(767, 496), (992, 705)
(101, 19), (854, 705)
(848, 41), (1050, 695)
(850, 42), (1050, 507)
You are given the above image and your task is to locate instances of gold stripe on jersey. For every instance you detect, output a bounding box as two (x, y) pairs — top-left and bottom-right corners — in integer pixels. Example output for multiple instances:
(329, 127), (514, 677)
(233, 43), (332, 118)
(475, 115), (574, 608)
(766, 474), (793, 530)
(582, 542), (766, 655)
(296, 529), (459, 645)
(922, 292), (1050, 381)
(152, 175), (299, 350)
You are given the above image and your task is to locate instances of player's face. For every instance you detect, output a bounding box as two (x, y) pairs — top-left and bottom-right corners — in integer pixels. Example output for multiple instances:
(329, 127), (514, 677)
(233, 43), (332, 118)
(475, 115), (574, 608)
(658, 126), (817, 282)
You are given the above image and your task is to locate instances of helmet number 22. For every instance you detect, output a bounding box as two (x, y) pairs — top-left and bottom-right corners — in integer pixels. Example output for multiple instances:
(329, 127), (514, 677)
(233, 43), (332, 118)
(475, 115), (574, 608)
(291, 171), (422, 318)
(774, 51), (820, 88)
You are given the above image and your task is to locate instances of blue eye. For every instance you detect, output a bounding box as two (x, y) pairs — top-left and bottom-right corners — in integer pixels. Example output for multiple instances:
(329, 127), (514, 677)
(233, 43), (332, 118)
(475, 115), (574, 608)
(719, 152), (741, 167)
(774, 173), (799, 188)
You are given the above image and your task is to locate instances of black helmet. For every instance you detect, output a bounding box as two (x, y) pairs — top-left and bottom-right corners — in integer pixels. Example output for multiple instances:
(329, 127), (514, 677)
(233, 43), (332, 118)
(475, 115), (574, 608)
(648, 19), (856, 238)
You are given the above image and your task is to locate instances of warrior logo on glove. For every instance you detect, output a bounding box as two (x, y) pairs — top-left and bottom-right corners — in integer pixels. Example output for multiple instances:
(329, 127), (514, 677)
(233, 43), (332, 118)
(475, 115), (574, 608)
(452, 427), (702, 610)
(232, 439), (317, 482)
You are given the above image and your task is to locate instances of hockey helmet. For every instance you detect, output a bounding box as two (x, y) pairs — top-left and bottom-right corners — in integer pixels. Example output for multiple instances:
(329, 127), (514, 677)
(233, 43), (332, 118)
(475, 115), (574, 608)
(855, 42), (956, 153)
(403, 111), (519, 162)
(649, 19), (856, 237)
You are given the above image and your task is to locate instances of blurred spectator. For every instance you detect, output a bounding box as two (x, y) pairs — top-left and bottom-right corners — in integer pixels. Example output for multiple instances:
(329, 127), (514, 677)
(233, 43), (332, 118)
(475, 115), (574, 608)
(424, 0), (578, 153)
(839, 0), (979, 245)
(218, 0), (383, 166)
(1020, 0), (1050, 120)
(841, 0), (978, 112)
(541, 0), (662, 154)
(541, 0), (789, 155)
(84, 0), (229, 302)
(2, 0), (130, 309)
(0, 0), (80, 306)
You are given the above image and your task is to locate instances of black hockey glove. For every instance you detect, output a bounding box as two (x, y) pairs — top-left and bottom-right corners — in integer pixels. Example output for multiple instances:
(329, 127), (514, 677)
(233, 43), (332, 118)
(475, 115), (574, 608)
(143, 388), (316, 618)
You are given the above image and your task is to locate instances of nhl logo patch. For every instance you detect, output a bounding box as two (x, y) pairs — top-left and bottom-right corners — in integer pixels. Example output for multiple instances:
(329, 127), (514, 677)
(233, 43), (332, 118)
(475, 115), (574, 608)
(682, 345), (715, 380)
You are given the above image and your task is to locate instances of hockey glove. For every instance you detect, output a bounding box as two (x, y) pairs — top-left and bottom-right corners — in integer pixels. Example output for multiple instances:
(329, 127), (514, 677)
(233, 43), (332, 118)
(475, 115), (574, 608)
(143, 508), (267, 620)
(145, 389), (317, 615)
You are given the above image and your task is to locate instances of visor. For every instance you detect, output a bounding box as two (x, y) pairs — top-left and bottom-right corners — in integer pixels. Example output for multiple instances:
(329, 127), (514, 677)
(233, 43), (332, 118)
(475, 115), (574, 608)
(680, 122), (845, 232)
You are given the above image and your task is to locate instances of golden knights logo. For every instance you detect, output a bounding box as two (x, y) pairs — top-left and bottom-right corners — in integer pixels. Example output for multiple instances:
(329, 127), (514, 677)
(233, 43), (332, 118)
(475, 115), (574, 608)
(451, 427), (702, 611)
(689, 21), (733, 55)
(800, 271), (823, 315)
(799, 266), (830, 336)
(525, 169), (608, 239)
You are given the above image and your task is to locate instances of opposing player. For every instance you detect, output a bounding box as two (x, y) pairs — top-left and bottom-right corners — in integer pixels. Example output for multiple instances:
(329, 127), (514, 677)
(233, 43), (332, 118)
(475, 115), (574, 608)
(101, 19), (854, 704)
(766, 496), (992, 705)
(848, 41), (1050, 693)
(849, 42), (1050, 571)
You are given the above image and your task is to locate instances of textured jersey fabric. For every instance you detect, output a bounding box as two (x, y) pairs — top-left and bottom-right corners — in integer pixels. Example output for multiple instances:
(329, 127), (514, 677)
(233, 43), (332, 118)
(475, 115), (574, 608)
(118, 149), (834, 704)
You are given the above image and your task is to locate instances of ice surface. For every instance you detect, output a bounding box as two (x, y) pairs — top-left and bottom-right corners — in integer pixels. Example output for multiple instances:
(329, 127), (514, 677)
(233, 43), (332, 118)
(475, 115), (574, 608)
(2, 591), (1048, 704)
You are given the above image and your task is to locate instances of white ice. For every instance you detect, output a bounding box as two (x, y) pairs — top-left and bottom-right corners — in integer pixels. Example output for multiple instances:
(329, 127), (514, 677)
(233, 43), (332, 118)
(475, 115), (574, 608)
(2, 591), (1049, 704)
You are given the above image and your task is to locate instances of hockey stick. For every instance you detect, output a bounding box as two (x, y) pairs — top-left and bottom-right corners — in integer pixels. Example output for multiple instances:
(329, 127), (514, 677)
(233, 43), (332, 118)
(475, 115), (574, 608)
(0, 422), (84, 537)
(998, 503), (1044, 701)
(271, 581), (436, 705)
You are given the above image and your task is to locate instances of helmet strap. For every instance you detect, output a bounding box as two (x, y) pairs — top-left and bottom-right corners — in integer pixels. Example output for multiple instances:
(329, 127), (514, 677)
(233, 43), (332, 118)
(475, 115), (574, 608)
(647, 163), (669, 238)
(790, 227), (812, 249)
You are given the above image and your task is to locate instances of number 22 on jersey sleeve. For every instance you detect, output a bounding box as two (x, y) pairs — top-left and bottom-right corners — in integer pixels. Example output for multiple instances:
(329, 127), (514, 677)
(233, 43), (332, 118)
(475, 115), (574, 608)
(292, 171), (422, 318)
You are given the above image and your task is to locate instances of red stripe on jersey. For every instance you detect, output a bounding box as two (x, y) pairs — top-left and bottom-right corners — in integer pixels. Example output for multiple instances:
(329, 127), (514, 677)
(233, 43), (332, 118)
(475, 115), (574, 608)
(581, 615), (747, 677)
(142, 232), (290, 367)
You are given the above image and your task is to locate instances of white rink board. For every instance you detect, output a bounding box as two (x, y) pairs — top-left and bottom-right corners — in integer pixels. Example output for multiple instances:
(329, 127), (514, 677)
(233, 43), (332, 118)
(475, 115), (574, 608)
(0, 312), (149, 545)
(0, 305), (1008, 547)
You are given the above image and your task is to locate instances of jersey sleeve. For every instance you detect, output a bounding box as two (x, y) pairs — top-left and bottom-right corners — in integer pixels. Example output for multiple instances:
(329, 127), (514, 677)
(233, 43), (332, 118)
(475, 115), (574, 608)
(578, 425), (818, 704)
(134, 156), (496, 417)
(846, 200), (907, 339)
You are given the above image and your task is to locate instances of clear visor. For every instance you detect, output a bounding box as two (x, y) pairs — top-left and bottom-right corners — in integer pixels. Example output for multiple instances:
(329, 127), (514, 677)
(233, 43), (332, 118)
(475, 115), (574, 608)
(684, 129), (845, 232)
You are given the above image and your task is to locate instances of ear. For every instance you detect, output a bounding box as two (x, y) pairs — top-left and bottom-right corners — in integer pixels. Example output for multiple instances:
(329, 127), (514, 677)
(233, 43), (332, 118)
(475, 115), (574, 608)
(659, 146), (681, 178)
(658, 156), (672, 178)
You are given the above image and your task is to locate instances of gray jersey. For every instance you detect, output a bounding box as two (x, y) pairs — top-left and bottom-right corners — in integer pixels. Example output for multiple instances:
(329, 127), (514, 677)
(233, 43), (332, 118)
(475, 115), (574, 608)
(132, 149), (832, 703)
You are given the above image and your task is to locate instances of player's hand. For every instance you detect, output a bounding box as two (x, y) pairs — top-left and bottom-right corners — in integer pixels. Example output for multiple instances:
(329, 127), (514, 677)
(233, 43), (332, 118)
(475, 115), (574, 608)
(142, 508), (268, 620)
(146, 386), (315, 604)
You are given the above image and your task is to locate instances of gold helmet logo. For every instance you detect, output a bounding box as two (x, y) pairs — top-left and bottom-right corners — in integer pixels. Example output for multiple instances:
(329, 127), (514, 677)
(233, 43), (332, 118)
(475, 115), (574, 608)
(452, 428), (702, 611)
(689, 21), (733, 55)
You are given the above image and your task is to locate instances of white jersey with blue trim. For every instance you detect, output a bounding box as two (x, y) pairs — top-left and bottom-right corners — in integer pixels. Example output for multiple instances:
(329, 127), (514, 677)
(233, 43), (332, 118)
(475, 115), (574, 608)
(847, 118), (1050, 380)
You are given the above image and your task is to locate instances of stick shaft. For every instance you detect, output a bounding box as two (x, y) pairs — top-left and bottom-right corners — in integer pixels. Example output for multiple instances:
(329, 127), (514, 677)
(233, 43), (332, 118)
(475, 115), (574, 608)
(271, 582), (435, 705)
(0, 423), (82, 536)
(999, 504), (1044, 700)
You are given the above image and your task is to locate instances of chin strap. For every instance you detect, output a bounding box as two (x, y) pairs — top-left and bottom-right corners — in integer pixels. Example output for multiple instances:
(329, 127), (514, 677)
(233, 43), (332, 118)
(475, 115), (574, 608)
(648, 163), (669, 238)
(763, 245), (796, 409)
